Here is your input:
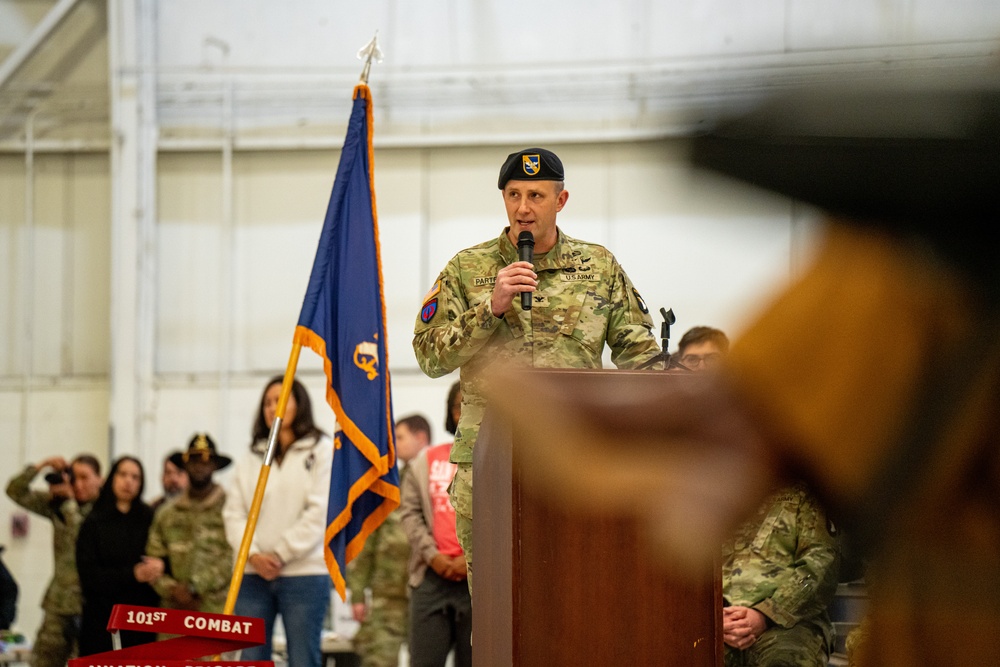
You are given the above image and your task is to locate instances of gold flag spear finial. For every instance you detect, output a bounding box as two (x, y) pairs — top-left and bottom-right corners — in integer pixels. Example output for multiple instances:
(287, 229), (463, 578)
(357, 31), (383, 85)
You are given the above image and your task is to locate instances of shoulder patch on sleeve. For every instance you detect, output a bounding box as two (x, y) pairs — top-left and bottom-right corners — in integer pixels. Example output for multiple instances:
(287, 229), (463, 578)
(422, 280), (441, 304)
(632, 287), (649, 314)
(420, 299), (438, 323)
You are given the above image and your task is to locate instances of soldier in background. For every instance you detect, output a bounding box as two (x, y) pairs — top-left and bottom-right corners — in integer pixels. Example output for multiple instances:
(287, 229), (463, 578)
(5, 454), (103, 667)
(141, 434), (233, 615)
(674, 326), (729, 372)
(346, 414), (430, 667)
(149, 449), (189, 513)
(722, 484), (840, 666)
(478, 72), (1000, 666)
(677, 326), (841, 666)
(412, 147), (662, 594)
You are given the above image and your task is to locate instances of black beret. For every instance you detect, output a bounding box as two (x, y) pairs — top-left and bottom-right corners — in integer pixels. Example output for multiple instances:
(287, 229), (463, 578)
(498, 147), (565, 189)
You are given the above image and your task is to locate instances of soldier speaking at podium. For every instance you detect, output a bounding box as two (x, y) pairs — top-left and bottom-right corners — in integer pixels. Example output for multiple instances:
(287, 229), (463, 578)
(412, 147), (662, 594)
(483, 69), (1000, 667)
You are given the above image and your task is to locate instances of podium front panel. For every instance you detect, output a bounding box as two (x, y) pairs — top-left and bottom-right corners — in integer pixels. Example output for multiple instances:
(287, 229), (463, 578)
(473, 370), (722, 666)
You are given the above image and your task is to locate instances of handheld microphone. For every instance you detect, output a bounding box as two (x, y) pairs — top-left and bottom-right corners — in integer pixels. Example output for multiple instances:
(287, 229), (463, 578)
(517, 231), (535, 311)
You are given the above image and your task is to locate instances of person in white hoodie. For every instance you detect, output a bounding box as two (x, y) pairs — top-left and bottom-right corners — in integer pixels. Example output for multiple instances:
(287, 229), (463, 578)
(223, 376), (332, 667)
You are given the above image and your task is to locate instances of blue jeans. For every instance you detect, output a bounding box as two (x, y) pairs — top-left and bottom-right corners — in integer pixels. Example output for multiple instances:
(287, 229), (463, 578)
(235, 573), (331, 667)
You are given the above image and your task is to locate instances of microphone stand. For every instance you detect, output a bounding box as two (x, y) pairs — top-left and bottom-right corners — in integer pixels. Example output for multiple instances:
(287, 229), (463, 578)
(637, 307), (690, 372)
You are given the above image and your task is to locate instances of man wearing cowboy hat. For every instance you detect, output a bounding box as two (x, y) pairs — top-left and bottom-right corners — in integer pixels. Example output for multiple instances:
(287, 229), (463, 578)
(141, 433), (234, 615)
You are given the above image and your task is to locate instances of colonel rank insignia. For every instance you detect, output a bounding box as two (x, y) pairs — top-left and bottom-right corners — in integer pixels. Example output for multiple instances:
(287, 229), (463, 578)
(522, 154), (540, 176)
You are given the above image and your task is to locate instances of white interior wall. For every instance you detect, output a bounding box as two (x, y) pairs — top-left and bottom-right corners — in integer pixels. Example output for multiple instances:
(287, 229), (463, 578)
(2, 0), (998, 641)
(0, 138), (811, 639)
(148, 139), (810, 452)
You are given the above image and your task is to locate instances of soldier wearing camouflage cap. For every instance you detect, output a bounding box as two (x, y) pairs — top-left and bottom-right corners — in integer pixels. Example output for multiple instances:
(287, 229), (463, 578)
(412, 147), (661, 594)
(142, 433), (233, 616)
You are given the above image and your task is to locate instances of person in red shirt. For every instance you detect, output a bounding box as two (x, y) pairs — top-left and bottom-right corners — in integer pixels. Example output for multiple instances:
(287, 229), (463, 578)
(398, 383), (472, 667)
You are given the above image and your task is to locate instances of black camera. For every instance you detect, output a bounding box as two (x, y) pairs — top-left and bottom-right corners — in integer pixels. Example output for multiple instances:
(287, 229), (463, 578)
(44, 468), (73, 485)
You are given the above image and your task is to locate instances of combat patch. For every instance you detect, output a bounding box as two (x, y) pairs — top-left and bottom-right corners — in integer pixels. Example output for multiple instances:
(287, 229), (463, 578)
(632, 287), (649, 314)
(421, 299), (438, 323)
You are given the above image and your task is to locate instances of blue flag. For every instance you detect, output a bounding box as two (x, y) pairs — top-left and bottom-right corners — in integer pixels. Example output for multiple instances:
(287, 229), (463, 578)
(294, 84), (399, 601)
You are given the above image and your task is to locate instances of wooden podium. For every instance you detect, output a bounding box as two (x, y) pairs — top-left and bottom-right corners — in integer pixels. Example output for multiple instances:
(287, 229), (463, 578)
(472, 369), (723, 666)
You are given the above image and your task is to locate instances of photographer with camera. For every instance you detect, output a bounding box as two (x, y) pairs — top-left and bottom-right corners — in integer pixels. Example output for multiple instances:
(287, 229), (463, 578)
(5, 454), (102, 667)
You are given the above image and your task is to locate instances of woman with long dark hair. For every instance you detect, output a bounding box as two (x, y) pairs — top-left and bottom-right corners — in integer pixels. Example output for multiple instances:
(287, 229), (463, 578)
(76, 456), (160, 656)
(223, 376), (332, 667)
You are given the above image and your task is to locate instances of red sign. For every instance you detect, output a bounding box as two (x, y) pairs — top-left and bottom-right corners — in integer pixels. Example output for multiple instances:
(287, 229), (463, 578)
(70, 662), (272, 667)
(68, 605), (273, 667)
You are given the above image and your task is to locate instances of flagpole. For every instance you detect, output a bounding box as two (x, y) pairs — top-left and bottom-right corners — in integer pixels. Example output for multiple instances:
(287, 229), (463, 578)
(220, 30), (386, 625)
(221, 343), (303, 615)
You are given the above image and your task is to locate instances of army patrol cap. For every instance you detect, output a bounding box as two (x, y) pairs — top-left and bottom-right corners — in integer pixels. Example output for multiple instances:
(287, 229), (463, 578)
(498, 147), (565, 189)
(172, 433), (232, 470)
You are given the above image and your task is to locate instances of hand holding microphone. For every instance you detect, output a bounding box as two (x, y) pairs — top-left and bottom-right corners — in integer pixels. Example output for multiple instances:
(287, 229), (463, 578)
(489, 231), (538, 317)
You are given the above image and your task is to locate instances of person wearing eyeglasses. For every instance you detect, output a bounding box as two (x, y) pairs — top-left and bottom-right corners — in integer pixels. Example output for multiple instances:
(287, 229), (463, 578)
(675, 326), (841, 666)
(142, 433), (234, 616)
(674, 326), (729, 372)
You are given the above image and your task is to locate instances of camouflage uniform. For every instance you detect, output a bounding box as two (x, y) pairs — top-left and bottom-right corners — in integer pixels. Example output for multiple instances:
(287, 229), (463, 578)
(5, 465), (94, 667)
(346, 510), (410, 667)
(722, 483), (841, 667)
(412, 227), (660, 589)
(145, 485), (233, 616)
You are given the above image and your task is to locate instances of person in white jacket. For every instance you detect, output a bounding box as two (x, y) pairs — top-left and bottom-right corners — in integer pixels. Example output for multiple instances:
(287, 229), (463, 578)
(223, 376), (332, 667)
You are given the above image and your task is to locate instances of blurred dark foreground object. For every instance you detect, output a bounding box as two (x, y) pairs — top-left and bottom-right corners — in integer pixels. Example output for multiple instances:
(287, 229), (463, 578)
(485, 68), (1000, 667)
(691, 73), (1000, 293)
(0, 545), (17, 630)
